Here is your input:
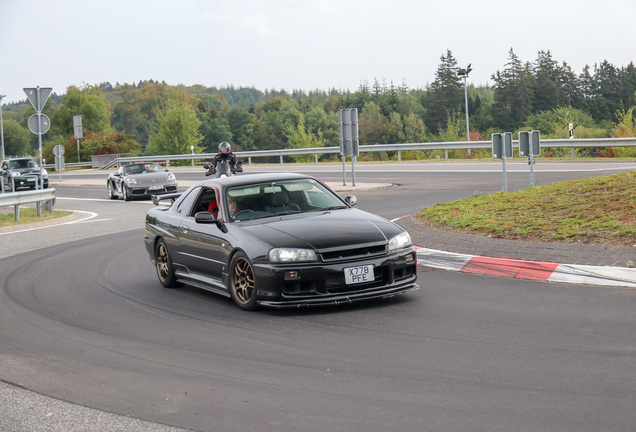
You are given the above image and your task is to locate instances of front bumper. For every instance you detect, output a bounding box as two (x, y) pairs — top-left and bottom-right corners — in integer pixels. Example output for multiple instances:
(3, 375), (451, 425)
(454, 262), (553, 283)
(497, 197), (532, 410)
(253, 248), (418, 308)
(130, 184), (178, 197)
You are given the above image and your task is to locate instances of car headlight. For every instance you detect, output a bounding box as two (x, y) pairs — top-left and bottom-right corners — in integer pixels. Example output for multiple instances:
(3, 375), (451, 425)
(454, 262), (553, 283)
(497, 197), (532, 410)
(167, 172), (176, 182)
(41, 169), (48, 177)
(125, 177), (139, 185)
(11, 172), (19, 177)
(388, 231), (412, 252)
(269, 248), (317, 262)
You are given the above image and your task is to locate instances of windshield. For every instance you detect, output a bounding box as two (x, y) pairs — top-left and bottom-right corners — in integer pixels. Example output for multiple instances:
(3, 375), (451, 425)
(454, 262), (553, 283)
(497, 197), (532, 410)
(124, 163), (165, 175)
(226, 178), (347, 221)
(10, 159), (37, 169)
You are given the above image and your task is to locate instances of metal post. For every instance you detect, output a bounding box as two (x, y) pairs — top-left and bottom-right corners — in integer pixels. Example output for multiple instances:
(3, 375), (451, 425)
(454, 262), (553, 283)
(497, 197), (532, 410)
(36, 88), (43, 215)
(342, 155), (347, 186)
(502, 158), (508, 192)
(0, 95), (5, 162)
(351, 156), (356, 187)
(463, 75), (471, 156)
(0, 95), (5, 194)
(529, 153), (535, 187)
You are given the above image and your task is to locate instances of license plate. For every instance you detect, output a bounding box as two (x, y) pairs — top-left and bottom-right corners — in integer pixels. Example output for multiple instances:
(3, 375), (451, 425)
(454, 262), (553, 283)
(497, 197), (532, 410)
(344, 265), (374, 285)
(148, 185), (163, 190)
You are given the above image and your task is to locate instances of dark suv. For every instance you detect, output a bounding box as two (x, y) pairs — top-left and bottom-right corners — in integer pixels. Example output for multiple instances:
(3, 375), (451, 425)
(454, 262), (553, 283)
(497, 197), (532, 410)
(1, 157), (49, 191)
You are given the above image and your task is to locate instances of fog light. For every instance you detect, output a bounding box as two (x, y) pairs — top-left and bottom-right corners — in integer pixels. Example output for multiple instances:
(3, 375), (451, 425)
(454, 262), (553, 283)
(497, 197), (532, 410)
(284, 271), (299, 280)
(405, 253), (415, 264)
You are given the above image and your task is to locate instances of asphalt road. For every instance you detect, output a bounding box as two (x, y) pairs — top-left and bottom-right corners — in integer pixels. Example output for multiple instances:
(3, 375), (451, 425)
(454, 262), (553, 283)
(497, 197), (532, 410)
(1, 161), (635, 432)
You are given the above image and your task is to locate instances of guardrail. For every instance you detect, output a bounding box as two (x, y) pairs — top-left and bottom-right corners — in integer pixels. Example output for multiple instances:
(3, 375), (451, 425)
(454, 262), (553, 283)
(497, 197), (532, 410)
(0, 188), (56, 221)
(98, 137), (636, 169)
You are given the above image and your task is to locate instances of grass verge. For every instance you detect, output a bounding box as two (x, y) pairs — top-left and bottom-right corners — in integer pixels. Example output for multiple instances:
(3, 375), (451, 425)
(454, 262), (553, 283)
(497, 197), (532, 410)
(0, 207), (73, 227)
(415, 171), (636, 247)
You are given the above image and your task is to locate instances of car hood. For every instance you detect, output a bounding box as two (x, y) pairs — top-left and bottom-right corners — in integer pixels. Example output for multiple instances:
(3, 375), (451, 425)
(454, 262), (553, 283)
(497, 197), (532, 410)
(12, 168), (44, 176)
(239, 209), (404, 251)
(128, 172), (174, 185)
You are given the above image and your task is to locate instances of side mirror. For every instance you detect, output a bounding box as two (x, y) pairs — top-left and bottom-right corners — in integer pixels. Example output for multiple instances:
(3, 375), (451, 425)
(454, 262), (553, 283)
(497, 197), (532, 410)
(194, 211), (228, 233)
(344, 195), (357, 207)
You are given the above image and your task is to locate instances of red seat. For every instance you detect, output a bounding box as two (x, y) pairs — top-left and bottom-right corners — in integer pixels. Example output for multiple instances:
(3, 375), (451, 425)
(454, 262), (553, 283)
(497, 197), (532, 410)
(207, 198), (219, 217)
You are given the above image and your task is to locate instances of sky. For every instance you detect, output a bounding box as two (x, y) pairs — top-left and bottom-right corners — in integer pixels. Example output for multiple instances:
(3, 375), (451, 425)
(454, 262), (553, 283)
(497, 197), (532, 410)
(1, 0), (635, 105)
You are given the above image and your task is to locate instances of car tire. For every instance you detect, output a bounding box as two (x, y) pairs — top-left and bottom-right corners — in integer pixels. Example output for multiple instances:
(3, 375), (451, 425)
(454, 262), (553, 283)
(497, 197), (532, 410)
(229, 251), (258, 311)
(122, 184), (130, 201)
(155, 239), (181, 288)
(107, 181), (117, 199)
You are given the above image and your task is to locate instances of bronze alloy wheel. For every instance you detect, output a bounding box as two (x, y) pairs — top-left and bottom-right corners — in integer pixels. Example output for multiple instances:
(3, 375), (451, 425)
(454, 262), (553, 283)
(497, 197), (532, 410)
(230, 252), (257, 310)
(155, 239), (180, 288)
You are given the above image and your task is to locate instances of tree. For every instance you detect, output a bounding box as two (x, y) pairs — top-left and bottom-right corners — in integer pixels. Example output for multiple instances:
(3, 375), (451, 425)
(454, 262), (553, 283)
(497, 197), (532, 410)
(305, 106), (339, 146)
(196, 94), (233, 152)
(146, 101), (203, 155)
(285, 113), (325, 162)
(358, 101), (387, 145)
(533, 50), (568, 112)
(491, 48), (535, 130)
(425, 50), (464, 134)
(1, 119), (31, 156)
(50, 85), (111, 137)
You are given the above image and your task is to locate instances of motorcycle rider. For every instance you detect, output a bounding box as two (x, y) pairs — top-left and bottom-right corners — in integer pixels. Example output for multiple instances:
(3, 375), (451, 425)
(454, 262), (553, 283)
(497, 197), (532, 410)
(206, 141), (241, 176)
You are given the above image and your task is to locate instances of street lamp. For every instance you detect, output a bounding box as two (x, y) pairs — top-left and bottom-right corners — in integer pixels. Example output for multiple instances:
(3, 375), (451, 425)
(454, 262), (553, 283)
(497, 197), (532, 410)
(457, 64), (472, 155)
(0, 94), (6, 162)
(0, 94), (5, 193)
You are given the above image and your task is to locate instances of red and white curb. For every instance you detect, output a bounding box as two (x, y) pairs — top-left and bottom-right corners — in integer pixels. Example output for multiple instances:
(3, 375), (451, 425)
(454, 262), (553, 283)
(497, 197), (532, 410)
(415, 247), (636, 288)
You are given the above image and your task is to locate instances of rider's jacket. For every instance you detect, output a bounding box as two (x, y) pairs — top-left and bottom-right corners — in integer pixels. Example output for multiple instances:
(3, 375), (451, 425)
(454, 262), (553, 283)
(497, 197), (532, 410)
(211, 152), (238, 168)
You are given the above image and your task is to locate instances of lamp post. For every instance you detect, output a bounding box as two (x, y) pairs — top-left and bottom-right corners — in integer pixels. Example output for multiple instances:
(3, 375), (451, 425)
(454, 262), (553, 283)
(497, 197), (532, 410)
(0, 94), (6, 162)
(457, 64), (472, 155)
(0, 95), (4, 193)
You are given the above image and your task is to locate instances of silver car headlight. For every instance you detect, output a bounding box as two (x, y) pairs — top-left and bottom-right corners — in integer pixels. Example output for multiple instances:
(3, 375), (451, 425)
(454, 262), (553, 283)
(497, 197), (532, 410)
(167, 172), (176, 182)
(269, 248), (317, 262)
(125, 177), (139, 185)
(388, 231), (412, 252)
(11, 172), (20, 177)
(41, 168), (48, 176)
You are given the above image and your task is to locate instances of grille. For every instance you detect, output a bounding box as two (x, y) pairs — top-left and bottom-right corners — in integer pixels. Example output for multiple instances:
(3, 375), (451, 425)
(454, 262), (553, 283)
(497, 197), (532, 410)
(319, 244), (386, 262)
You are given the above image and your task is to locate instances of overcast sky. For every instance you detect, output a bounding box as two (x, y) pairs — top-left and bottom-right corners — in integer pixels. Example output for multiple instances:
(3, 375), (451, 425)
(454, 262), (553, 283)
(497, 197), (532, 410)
(1, 0), (635, 105)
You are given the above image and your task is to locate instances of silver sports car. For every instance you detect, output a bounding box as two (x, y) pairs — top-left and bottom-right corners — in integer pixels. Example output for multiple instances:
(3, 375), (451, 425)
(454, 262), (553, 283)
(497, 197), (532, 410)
(107, 162), (178, 201)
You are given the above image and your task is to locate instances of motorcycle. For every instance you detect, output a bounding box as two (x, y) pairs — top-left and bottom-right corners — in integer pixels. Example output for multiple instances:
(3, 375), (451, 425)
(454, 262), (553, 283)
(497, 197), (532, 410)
(203, 158), (243, 178)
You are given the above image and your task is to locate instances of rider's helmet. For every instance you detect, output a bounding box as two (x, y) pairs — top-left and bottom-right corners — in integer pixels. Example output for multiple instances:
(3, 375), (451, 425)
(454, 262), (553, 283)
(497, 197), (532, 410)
(219, 141), (231, 153)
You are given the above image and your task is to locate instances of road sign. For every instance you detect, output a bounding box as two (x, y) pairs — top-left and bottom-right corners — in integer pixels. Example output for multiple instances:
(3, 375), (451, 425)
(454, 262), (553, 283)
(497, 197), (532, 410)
(491, 132), (512, 159)
(73, 115), (83, 138)
(53, 144), (65, 157)
(519, 130), (541, 157)
(28, 113), (51, 134)
(339, 108), (359, 157)
(24, 87), (52, 112)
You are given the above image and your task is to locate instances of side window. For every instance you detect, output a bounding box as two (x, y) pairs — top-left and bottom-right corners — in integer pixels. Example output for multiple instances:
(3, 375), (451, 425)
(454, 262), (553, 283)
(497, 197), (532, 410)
(194, 188), (218, 215)
(176, 187), (201, 216)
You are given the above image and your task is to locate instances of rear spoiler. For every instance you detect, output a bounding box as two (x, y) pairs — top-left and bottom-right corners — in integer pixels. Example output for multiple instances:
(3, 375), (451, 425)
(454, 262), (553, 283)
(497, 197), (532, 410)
(151, 192), (182, 206)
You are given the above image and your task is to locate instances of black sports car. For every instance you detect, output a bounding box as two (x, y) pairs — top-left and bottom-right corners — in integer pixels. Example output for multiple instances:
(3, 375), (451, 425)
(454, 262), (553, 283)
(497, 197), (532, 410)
(143, 173), (418, 310)
(107, 162), (177, 201)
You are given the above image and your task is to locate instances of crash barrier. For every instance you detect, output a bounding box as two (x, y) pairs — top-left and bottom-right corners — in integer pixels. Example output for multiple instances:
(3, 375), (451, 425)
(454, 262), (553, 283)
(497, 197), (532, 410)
(0, 188), (56, 222)
(98, 137), (636, 169)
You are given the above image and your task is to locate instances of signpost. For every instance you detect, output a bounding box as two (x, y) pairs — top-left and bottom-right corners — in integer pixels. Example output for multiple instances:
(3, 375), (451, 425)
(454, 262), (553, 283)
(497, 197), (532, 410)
(24, 87), (53, 214)
(492, 132), (512, 192)
(54, 144), (65, 181)
(338, 108), (359, 186)
(519, 130), (541, 187)
(24, 86), (53, 182)
(73, 115), (83, 162)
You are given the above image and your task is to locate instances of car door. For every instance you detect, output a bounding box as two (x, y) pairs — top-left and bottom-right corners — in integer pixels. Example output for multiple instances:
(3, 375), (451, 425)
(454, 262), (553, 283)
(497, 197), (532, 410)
(176, 187), (229, 287)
